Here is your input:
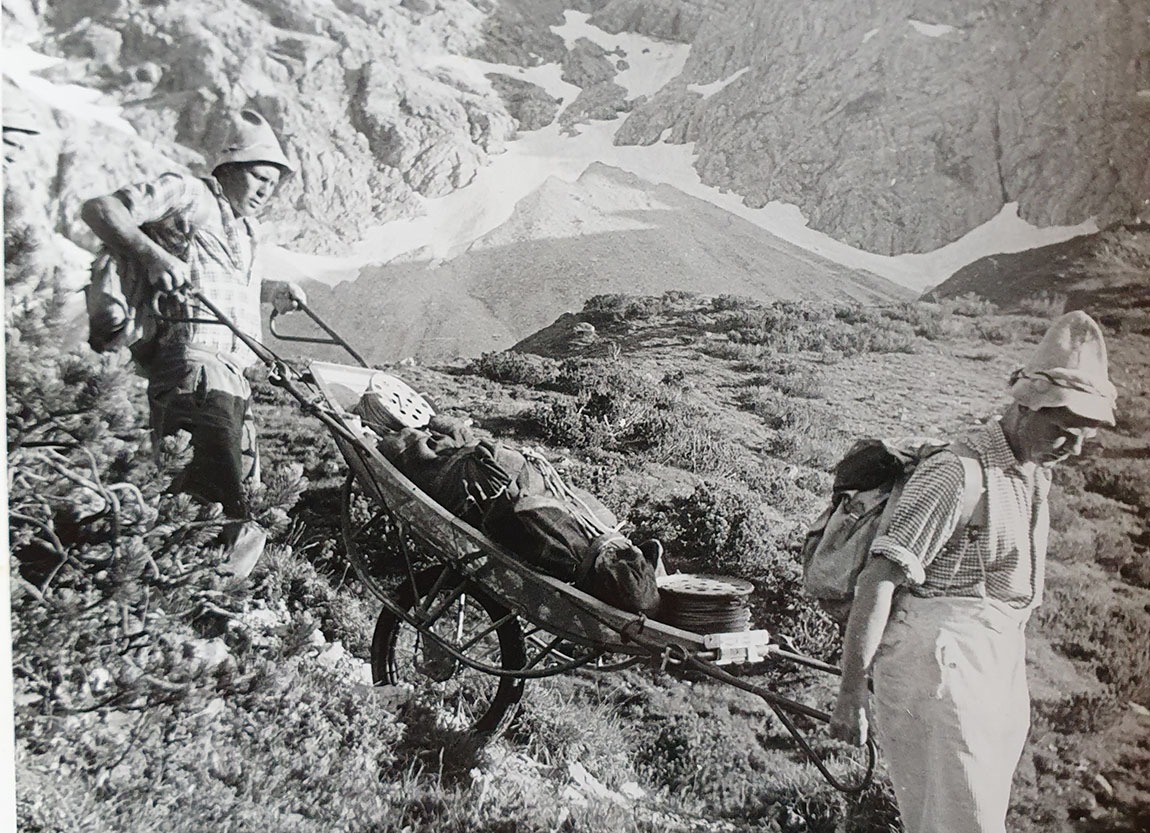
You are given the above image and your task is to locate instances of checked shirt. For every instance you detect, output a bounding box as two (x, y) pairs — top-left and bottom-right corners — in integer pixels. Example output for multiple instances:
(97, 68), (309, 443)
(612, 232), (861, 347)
(872, 419), (1052, 610)
(115, 172), (263, 366)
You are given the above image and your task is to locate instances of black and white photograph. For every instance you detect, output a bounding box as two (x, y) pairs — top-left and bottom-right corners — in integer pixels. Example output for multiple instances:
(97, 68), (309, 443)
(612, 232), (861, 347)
(4, 1), (1149, 831)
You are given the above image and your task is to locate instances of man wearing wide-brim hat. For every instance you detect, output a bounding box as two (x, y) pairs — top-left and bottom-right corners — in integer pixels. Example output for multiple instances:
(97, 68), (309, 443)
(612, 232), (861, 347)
(82, 109), (307, 578)
(830, 311), (1116, 833)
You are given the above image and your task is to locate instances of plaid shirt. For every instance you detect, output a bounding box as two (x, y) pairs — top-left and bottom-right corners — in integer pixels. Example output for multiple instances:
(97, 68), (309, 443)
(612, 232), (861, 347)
(872, 419), (1051, 609)
(115, 172), (263, 366)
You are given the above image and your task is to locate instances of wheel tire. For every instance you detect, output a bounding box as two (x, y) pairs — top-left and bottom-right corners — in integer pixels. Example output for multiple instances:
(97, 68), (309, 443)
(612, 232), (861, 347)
(371, 567), (526, 738)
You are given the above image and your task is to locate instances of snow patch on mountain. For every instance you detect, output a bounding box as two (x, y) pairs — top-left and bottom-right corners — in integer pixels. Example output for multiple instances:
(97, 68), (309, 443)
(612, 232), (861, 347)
(433, 54), (578, 103)
(551, 11), (689, 99)
(688, 69), (749, 99)
(3, 47), (136, 134)
(266, 8), (1096, 295)
(268, 121), (1096, 294)
(908, 20), (959, 38)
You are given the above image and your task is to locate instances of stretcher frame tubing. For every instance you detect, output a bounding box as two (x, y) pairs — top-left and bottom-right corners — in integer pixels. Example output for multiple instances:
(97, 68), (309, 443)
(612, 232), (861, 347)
(188, 289), (877, 794)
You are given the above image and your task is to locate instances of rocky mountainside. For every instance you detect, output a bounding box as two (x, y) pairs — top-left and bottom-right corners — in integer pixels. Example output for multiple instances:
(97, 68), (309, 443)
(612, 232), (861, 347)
(6, 0), (1146, 270)
(7, 0), (519, 254)
(598, 0), (1150, 255)
(295, 163), (909, 363)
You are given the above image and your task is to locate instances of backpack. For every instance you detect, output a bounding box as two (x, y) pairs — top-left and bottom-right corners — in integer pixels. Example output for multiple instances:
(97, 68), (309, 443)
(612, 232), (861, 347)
(800, 437), (984, 625)
(84, 250), (156, 356)
(83, 206), (197, 361)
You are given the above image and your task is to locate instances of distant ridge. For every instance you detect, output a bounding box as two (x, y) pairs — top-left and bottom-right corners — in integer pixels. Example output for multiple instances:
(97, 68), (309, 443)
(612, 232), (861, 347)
(300, 164), (910, 364)
(927, 225), (1150, 313)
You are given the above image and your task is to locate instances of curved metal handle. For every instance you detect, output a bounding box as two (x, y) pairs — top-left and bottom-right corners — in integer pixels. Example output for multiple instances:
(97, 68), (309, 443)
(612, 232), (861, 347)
(670, 652), (878, 794)
(147, 289), (369, 368)
(269, 302), (368, 368)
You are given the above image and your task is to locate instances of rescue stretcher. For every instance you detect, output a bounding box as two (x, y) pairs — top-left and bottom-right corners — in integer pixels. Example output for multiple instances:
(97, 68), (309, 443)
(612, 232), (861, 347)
(200, 290), (878, 793)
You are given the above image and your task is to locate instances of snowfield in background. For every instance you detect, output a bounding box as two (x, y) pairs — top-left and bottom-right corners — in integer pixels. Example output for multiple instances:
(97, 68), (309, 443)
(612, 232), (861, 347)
(266, 10), (1096, 293)
(3, 11), (1098, 295)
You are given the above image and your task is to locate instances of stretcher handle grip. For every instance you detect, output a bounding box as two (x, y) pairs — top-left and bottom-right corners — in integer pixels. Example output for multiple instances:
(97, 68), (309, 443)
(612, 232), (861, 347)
(148, 288), (369, 369)
(268, 301), (369, 368)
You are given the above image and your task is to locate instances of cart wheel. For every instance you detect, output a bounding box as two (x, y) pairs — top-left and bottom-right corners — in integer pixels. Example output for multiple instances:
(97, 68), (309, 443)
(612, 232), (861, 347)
(372, 567), (526, 738)
(341, 474), (432, 599)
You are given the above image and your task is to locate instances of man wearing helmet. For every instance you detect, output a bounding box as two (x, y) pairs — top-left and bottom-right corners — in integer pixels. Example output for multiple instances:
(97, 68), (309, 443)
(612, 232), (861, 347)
(81, 109), (306, 577)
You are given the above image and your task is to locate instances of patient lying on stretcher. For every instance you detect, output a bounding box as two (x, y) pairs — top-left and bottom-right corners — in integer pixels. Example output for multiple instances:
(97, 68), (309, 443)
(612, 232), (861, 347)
(351, 373), (663, 615)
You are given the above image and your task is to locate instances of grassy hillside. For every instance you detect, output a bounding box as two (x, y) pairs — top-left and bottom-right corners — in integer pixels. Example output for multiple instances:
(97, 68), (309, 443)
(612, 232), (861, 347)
(9, 230), (1149, 831)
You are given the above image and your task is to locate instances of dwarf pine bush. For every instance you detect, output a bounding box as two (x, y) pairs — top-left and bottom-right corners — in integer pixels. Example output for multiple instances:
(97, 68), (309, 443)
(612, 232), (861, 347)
(6, 224), (407, 831)
(472, 350), (561, 387)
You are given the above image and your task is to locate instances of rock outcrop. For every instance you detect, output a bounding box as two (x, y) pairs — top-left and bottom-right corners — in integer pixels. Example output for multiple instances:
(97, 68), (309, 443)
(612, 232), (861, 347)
(559, 82), (633, 132)
(486, 74), (561, 132)
(7, 0), (517, 253)
(5, 0), (1147, 266)
(926, 225), (1150, 313)
(612, 0), (1150, 255)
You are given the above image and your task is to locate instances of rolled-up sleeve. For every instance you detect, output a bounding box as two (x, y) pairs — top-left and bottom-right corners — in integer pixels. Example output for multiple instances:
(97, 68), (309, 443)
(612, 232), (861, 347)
(871, 452), (965, 585)
(113, 172), (198, 226)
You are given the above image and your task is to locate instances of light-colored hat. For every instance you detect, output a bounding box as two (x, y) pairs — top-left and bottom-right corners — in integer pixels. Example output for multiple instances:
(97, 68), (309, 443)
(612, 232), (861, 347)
(3, 81), (41, 134)
(1008, 310), (1116, 425)
(211, 109), (294, 176)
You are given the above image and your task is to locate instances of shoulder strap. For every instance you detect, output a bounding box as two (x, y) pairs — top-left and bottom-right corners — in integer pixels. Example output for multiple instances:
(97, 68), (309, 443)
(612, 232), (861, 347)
(946, 442), (985, 550)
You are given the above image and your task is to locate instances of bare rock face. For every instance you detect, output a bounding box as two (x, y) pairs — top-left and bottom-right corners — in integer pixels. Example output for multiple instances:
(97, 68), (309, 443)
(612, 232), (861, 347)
(559, 82), (633, 132)
(486, 74), (561, 131)
(350, 60), (516, 198)
(614, 0), (1150, 255)
(17, 0), (517, 253)
(470, 0), (615, 66)
(13, 0), (1148, 266)
(561, 37), (619, 88)
(588, 0), (717, 42)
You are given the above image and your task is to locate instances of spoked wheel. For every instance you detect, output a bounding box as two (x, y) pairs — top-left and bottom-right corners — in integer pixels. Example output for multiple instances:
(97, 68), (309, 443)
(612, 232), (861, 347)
(341, 473), (434, 600)
(372, 566), (527, 738)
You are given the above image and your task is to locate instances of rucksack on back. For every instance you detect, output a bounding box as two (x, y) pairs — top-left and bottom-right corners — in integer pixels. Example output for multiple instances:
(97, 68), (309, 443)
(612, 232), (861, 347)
(800, 437), (984, 625)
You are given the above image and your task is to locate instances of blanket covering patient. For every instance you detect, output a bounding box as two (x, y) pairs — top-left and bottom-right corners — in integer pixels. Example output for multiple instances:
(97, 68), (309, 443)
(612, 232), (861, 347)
(352, 375), (662, 615)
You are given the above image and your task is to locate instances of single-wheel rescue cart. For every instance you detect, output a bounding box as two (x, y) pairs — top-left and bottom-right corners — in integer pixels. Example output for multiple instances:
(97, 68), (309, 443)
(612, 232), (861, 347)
(198, 290), (878, 794)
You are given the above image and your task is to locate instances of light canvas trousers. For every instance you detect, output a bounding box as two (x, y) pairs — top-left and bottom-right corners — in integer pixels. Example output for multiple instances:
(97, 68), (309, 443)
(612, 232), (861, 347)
(873, 595), (1030, 833)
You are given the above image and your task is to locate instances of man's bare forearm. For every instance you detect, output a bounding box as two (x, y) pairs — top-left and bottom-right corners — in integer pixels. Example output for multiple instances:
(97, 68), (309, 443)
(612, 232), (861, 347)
(82, 196), (160, 259)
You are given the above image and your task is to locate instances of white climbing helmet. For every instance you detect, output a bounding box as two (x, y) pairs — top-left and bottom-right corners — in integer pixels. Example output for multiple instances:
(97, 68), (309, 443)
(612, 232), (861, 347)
(353, 372), (434, 431)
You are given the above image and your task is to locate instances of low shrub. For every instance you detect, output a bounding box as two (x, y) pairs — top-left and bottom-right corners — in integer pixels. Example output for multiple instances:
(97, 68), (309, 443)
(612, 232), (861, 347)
(1082, 459), (1150, 512)
(583, 293), (666, 321)
(944, 292), (998, 318)
(745, 366), (824, 400)
(713, 302), (919, 357)
(711, 294), (757, 312)
(1017, 292), (1068, 319)
(973, 319), (1016, 345)
(471, 351), (561, 388)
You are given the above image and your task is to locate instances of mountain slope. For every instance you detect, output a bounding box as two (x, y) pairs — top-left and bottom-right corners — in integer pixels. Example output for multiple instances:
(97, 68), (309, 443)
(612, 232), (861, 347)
(9, 0), (1142, 267)
(298, 163), (909, 363)
(602, 0), (1150, 255)
(927, 225), (1150, 312)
